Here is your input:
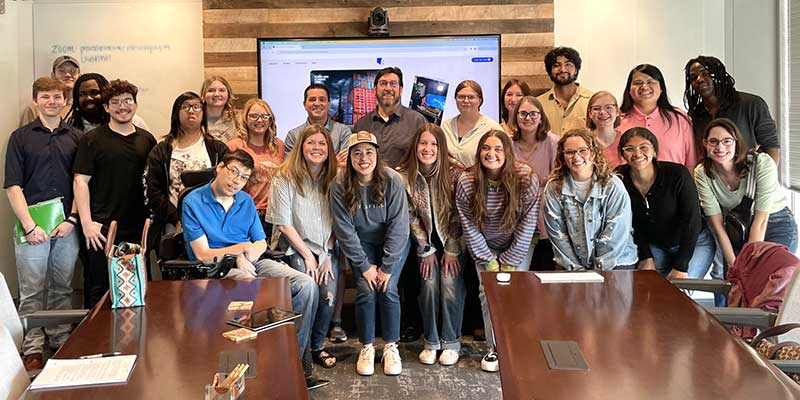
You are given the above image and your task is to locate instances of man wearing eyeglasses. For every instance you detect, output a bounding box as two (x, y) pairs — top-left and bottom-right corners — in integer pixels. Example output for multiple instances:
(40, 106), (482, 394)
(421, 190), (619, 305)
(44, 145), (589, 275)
(285, 84), (352, 165)
(537, 47), (594, 135)
(73, 79), (156, 308)
(181, 149), (324, 389)
(19, 55), (81, 127)
(353, 66), (426, 168)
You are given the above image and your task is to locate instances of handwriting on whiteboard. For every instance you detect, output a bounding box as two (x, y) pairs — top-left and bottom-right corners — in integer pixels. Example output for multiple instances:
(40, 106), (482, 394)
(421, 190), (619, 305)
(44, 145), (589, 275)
(50, 44), (172, 63)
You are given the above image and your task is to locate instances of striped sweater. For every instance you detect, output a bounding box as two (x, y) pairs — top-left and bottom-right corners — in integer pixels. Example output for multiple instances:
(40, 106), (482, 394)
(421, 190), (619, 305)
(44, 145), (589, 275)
(455, 161), (539, 268)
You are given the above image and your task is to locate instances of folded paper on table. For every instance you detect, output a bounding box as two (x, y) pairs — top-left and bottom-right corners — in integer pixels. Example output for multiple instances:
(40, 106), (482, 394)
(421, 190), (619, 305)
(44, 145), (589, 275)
(14, 197), (65, 245)
(535, 272), (605, 283)
(30, 355), (137, 390)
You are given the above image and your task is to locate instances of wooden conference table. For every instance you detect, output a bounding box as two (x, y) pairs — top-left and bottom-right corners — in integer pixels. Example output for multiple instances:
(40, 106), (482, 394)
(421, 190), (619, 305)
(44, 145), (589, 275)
(483, 270), (800, 400)
(23, 278), (309, 400)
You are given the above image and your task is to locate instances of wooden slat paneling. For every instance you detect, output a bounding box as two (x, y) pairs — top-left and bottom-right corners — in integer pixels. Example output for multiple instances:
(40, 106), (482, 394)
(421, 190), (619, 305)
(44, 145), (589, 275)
(204, 18), (553, 38)
(205, 0), (551, 10)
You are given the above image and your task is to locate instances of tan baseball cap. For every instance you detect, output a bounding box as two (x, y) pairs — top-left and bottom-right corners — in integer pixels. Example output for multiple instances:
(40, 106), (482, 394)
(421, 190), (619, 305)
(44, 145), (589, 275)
(52, 55), (80, 72)
(347, 131), (379, 150)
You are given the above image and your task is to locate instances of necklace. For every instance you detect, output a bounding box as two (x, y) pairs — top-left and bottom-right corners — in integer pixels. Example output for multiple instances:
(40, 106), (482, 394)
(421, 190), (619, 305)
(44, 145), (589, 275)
(716, 168), (741, 191)
(516, 139), (540, 160)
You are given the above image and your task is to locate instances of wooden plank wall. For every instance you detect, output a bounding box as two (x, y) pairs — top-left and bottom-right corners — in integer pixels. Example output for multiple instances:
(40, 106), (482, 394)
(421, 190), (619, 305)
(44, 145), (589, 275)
(203, 0), (554, 109)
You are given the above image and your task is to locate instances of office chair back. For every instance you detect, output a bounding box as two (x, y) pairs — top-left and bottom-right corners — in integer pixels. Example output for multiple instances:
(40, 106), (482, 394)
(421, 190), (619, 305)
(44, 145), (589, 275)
(0, 326), (30, 399)
(0, 272), (23, 351)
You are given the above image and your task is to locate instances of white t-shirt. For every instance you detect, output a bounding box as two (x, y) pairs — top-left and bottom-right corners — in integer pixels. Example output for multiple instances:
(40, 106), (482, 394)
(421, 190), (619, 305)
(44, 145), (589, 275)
(169, 135), (211, 206)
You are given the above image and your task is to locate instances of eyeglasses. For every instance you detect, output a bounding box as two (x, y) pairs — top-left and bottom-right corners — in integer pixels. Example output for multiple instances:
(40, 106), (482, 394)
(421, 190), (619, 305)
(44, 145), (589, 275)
(180, 104), (203, 113)
(621, 144), (654, 154)
(518, 111), (541, 120)
(706, 138), (736, 147)
(564, 147), (591, 158)
(225, 165), (251, 182)
(590, 104), (617, 114)
(108, 98), (135, 107)
(247, 113), (272, 121)
(377, 80), (400, 88)
(456, 94), (479, 102)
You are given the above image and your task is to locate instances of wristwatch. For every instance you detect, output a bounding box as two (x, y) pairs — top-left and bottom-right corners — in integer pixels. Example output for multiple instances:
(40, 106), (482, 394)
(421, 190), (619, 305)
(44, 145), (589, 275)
(421, 244), (431, 254)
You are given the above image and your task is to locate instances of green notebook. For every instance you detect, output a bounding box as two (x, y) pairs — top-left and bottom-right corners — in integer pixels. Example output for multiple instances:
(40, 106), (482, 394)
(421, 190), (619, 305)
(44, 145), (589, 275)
(15, 197), (66, 245)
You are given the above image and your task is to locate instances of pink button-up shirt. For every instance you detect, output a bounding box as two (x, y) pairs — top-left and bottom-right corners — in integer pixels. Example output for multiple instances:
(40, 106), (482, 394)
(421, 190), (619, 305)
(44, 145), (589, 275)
(618, 106), (698, 172)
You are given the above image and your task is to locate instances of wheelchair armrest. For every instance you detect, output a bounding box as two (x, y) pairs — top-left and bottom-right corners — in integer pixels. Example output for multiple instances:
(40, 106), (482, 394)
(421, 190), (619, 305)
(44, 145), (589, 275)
(706, 306), (778, 330)
(20, 309), (89, 332)
(670, 278), (732, 295)
(161, 259), (205, 267)
(772, 360), (800, 374)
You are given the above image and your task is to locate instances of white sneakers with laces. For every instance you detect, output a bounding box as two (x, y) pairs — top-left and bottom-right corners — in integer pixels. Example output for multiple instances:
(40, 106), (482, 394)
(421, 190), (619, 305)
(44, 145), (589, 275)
(382, 343), (402, 375)
(419, 349), (437, 365)
(357, 344), (375, 376)
(439, 349), (460, 366)
(481, 351), (499, 372)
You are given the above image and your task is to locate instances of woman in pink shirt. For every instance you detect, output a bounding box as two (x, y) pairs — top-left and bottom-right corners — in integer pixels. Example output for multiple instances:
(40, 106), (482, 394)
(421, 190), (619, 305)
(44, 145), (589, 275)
(618, 64), (697, 171)
(227, 98), (285, 238)
(586, 91), (624, 169)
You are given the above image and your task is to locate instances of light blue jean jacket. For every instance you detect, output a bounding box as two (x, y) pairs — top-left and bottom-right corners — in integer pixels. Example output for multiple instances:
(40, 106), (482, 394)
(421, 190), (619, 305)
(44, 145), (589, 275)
(543, 174), (638, 270)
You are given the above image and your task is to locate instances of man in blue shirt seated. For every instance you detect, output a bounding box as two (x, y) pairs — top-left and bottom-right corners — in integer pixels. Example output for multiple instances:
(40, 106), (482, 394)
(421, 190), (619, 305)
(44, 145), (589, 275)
(181, 149), (322, 388)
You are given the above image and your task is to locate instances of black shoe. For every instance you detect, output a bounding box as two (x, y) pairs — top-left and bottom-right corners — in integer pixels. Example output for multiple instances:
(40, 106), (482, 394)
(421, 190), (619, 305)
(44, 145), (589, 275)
(305, 374), (330, 390)
(399, 326), (420, 343)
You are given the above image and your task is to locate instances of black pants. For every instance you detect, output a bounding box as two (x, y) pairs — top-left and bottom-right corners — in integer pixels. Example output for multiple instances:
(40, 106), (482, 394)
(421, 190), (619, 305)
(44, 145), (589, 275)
(83, 224), (141, 309)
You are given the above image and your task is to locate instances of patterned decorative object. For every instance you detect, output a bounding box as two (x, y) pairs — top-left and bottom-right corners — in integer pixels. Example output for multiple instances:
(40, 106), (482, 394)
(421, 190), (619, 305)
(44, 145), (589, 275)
(751, 323), (800, 384)
(108, 243), (147, 309)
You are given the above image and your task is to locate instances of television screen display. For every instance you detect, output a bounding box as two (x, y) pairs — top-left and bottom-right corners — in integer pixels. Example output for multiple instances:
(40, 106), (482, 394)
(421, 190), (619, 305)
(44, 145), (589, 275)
(258, 35), (501, 138)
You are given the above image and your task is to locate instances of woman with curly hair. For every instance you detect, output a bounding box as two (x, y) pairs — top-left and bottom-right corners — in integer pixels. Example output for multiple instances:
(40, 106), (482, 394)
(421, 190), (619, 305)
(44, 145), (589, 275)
(543, 128), (637, 270)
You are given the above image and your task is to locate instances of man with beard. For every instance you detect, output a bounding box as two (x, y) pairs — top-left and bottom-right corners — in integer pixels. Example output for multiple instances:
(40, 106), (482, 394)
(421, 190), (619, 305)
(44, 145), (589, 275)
(19, 56), (80, 127)
(353, 67), (426, 168)
(536, 47), (594, 135)
(284, 84), (352, 164)
(73, 79), (156, 308)
(67, 73), (150, 133)
(684, 55), (780, 165)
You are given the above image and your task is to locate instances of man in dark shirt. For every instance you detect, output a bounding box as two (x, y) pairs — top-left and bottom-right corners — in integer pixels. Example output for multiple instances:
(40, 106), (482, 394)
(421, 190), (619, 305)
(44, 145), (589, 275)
(73, 79), (156, 308)
(684, 55), (780, 165)
(5, 77), (83, 371)
(353, 66), (426, 168)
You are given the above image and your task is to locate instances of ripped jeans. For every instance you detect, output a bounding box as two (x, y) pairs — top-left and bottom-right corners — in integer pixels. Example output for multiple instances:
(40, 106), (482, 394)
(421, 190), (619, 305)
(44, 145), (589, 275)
(288, 250), (339, 351)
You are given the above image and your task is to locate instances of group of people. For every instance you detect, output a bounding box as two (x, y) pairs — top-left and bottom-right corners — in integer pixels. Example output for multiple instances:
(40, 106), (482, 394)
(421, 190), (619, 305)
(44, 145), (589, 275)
(7, 46), (797, 389)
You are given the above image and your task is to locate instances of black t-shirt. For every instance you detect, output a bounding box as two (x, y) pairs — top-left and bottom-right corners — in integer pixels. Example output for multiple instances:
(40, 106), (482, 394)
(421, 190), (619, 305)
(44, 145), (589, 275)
(73, 124), (156, 238)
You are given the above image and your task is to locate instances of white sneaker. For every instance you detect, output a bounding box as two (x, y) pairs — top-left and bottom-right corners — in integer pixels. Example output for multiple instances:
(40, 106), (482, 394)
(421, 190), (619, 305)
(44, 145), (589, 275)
(481, 351), (499, 372)
(419, 349), (437, 365)
(382, 343), (402, 375)
(356, 344), (375, 376)
(439, 349), (460, 366)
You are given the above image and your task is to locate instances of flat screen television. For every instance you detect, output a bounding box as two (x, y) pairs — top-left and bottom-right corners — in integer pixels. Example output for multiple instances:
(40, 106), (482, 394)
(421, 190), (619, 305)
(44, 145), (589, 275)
(257, 35), (501, 138)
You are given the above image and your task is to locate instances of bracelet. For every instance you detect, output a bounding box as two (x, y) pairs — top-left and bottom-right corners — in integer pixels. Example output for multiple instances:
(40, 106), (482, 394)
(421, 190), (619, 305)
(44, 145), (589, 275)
(24, 225), (37, 236)
(69, 212), (79, 219)
(65, 218), (77, 226)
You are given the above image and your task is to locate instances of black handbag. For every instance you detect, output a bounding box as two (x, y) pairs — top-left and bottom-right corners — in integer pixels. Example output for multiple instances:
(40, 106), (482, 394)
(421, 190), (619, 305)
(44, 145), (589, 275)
(722, 153), (757, 255)
(160, 254), (237, 280)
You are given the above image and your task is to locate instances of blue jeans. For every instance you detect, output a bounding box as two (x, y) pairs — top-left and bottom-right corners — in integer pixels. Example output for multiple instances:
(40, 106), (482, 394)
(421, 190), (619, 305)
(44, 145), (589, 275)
(249, 259), (318, 354)
(352, 240), (410, 344)
(418, 251), (466, 351)
(764, 207), (799, 253)
(15, 231), (80, 355)
(287, 251), (339, 351)
(652, 226), (717, 279)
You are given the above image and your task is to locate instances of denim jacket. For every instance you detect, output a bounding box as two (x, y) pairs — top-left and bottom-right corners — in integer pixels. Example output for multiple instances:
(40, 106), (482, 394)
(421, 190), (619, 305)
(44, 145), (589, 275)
(543, 174), (638, 270)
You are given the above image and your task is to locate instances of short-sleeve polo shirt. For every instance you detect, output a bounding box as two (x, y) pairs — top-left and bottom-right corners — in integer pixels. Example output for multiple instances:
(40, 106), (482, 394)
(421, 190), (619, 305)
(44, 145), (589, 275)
(181, 182), (266, 260)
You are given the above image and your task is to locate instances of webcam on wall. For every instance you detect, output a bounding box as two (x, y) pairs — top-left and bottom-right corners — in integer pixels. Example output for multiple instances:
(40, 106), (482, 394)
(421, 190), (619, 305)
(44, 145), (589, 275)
(368, 7), (389, 37)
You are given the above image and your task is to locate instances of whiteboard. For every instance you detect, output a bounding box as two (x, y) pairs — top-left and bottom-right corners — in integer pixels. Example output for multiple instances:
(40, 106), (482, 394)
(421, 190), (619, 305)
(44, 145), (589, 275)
(32, 0), (204, 138)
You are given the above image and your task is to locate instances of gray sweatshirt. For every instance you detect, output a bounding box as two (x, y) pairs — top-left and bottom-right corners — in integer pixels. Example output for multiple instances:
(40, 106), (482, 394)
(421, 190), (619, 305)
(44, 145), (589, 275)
(330, 167), (410, 273)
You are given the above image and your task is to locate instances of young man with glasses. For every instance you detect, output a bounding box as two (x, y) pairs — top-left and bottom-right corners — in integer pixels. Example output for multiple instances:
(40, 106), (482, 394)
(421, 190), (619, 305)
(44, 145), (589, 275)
(181, 149), (324, 389)
(353, 66), (426, 168)
(19, 55), (81, 127)
(537, 47), (594, 135)
(73, 79), (156, 308)
(284, 84), (352, 164)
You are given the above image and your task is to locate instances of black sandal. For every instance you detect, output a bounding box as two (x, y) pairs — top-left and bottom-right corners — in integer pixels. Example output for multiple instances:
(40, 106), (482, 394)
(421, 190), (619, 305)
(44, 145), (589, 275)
(311, 349), (337, 368)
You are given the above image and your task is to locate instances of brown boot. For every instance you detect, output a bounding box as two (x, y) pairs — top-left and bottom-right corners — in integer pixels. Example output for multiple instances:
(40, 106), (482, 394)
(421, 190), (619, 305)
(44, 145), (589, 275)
(23, 353), (44, 371)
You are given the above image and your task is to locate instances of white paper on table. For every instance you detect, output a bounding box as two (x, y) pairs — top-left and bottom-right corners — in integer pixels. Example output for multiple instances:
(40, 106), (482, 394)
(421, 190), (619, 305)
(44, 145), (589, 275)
(535, 272), (605, 284)
(30, 355), (137, 389)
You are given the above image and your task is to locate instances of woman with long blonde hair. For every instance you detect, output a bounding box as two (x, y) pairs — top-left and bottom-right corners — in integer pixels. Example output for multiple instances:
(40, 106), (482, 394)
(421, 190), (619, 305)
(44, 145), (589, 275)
(201, 75), (241, 142)
(266, 124), (339, 368)
(543, 128), (637, 270)
(397, 123), (466, 366)
(227, 98), (284, 236)
(455, 130), (538, 373)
